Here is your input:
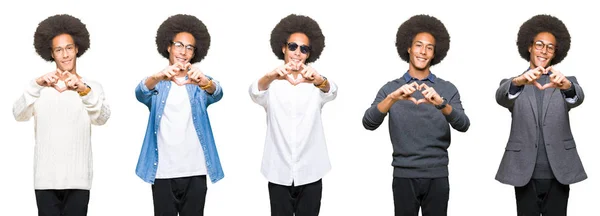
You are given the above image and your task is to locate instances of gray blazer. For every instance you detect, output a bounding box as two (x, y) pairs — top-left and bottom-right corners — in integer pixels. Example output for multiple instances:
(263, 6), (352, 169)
(495, 76), (587, 186)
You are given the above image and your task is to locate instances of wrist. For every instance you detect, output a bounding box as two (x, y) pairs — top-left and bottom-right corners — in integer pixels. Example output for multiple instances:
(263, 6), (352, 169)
(435, 97), (448, 110)
(314, 76), (328, 88)
(78, 83), (91, 96)
(36, 77), (45, 86)
(200, 78), (213, 90)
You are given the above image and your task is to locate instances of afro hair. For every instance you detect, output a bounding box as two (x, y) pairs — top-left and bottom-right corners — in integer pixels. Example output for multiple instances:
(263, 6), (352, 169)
(396, 14), (450, 66)
(517, 14), (570, 66)
(270, 14), (325, 64)
(34, 14), (90, 62)
(156, 14), (210, 64)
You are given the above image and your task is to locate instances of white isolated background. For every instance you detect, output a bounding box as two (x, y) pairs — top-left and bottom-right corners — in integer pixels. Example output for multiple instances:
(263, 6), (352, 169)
(0, 0), (597, 215)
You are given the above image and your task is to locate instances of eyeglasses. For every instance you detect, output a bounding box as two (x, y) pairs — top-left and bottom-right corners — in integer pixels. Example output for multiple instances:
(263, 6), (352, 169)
(287, 42), (311, 54)
(172, 41), (196, 53)
(52, 44), (76, 55)
(533, 40), (555, 54)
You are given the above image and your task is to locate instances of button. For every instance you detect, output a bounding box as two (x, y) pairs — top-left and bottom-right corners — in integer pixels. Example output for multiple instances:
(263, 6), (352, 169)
(153, 163), (157, 166)
(162, 101), (165, 103)
(154, 132), (157, 134)
(158, 115), (161, 118)
(155, 148), (158, 151)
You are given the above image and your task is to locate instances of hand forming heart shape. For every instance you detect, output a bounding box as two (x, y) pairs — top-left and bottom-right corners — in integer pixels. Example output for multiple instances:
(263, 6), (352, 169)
(171, 77), (192, 86)
(52, 80), (68, 93)
(285, 73), (309, 86)
(47, 69), (71, 93)
(401, 82), (439, 105)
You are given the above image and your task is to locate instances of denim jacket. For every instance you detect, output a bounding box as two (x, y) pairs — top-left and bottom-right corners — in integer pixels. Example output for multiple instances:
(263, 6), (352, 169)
(134, 76), (224, 184)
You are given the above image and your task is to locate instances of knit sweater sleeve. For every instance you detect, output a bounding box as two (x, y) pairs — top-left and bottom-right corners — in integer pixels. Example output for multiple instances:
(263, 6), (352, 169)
(82, 81), (111, 125)
(362, 83), (390, 130)
(13, 79), (45, 121)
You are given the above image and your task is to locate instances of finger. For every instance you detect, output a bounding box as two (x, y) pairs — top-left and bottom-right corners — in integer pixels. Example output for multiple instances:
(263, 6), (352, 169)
(556, 76), (566, 85)
(43, 77), (53, 85)
(524, 73), (534, 82)
(401, 88), (412, 96)
(305, 71), (314, 80)
(426, 91), (435, 100)
(276, 68), (286, 78)
(409, 82), (419, 89)
(299, 63), (307, 70)
(164, 71), (173, 78)
(553, 74), (562, 84)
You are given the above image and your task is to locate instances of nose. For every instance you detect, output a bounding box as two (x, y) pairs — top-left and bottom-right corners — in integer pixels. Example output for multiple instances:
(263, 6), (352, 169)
(540, 47), (548, 54)
(61, 49), (69, 59)
(179, 48), (188, 55)
(419, 47), (426, 55)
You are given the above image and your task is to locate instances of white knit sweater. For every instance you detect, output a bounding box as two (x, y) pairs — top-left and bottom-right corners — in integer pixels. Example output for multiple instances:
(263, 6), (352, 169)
(13, 78), (110, 190)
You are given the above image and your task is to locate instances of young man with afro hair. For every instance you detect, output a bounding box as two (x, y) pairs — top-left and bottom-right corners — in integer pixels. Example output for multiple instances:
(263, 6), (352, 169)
(249, 14), (337, 216)
(134, 14), (224, 216)
(362, 14), (470, 216)
(495, 14), (587, 216)
(12, 14), (111, 215)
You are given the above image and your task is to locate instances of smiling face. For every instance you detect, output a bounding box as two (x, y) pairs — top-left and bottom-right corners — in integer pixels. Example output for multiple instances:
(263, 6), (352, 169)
(407, 32), (435, 73)
(168, 32), (196, 66)
(282, 32), (310, 70)
(51, 34), (78, 72)
(529, 32), (556, 69)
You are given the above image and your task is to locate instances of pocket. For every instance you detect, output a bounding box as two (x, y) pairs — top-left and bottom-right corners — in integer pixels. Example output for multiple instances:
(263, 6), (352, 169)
(505, 142), (521, 151)
(563, 139), (576, 150)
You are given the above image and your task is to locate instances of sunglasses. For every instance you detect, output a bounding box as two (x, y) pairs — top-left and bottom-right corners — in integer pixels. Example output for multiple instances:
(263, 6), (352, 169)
(287, 42), (311, 54)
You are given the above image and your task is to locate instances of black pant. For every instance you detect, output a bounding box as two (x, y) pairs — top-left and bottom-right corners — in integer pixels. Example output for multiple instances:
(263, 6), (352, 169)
(514, 179), (570, 216)
(152, 175), (208, 216)
(392, 177), (449, 216)
(268, 179), (323, 216)
(35, 189), (90, 216)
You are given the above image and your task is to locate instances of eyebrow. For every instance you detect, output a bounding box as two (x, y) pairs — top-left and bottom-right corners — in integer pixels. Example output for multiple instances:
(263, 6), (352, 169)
(53, 44), (75, 49)
(175, 41), (196, 47)
(415, 40), (435, 46)
(536, 41), (555, 45)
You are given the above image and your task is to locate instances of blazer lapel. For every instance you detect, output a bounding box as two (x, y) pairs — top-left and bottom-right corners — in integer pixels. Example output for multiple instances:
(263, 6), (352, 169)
(541, 87), (557, 123)
(527, 86), (539, 124)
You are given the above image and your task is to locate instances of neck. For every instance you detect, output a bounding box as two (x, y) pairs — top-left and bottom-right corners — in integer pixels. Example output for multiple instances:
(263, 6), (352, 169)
(408, 66), (430, 80)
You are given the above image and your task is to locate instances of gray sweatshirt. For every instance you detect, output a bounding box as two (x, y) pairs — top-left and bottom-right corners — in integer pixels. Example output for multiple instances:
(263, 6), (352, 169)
(363, 72), (470, 178)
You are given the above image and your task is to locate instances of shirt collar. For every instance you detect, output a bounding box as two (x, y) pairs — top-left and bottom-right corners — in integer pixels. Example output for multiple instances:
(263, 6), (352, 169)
(402, 71), (436, 83)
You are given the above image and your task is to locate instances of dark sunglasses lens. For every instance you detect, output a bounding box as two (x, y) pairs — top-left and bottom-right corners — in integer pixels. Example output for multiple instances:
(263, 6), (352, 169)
(287, 43), (298, 51)
(300, 45), (310, 54)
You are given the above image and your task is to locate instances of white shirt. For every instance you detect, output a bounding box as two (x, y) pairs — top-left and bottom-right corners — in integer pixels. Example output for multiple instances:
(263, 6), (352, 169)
(156, 78), (207, 178)
(249, 78), (337, 186)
